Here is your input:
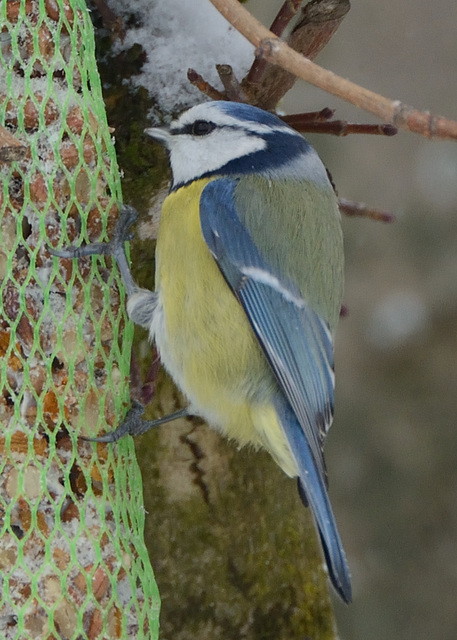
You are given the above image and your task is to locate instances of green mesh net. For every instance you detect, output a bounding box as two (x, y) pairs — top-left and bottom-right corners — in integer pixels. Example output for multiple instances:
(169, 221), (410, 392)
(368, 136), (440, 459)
(0, 1), (159, 637)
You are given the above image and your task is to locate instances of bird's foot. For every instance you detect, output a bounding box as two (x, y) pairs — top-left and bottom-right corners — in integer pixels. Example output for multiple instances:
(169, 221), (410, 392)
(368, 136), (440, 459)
(49, 205), (139, 295)
(48, 204), (138, 260)
(81, 400), (191, 443)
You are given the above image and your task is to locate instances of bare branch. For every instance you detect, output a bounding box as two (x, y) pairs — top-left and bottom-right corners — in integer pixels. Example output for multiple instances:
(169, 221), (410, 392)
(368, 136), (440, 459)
(270, 0), (306, 37)
(209, 0), (457, 140)
(187, 68), (225, 100)
(245, 0), (350, 109)
(291, 0), (351, 60)
(216, 64), (248, 103)
(284, 107), (336, 122)
(283, 113), (398, 136)
(339, 198), (396, 223)
(246, 0), (306, 84)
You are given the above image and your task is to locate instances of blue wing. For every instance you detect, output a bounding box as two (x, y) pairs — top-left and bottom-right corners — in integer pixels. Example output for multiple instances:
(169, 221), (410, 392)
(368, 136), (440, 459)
(200, 178), (351, 603)
(200, 178), (334, 477)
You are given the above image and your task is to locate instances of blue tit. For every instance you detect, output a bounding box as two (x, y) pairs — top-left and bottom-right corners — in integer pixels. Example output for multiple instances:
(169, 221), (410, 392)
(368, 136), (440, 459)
(53, 100), (351, 603)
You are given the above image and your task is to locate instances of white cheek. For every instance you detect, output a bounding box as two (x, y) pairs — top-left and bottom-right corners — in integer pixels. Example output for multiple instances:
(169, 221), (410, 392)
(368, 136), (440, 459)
(169, 130), (266, 185)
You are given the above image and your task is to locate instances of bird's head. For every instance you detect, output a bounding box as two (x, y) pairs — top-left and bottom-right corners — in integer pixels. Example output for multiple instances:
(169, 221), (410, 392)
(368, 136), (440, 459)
(145, 101), (329, 190)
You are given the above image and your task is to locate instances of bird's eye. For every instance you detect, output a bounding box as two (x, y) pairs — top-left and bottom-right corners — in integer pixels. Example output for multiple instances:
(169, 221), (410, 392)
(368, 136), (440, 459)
(191, 120), (216, 136)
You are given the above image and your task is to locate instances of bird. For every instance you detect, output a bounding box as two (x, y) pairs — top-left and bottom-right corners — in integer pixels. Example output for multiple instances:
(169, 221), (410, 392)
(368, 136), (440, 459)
(51, 100), (351, 603)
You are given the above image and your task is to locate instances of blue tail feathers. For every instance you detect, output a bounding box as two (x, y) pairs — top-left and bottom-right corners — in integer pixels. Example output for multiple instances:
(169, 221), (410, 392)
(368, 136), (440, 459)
(275, 396), (352, 603)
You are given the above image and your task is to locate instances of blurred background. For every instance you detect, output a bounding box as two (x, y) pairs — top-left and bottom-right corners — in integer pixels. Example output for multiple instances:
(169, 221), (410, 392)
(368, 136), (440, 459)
(250, 0), (457, 637)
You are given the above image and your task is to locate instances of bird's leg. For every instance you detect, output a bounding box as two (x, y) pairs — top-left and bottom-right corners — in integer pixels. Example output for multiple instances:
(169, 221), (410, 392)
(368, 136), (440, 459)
(82, 400), (191, 443)
(48, 204), (138, 297)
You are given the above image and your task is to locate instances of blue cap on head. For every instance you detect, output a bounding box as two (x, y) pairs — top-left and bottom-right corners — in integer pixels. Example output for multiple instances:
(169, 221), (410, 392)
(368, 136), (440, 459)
(216, 101), (290, 130)
(197, 102), (313, 181)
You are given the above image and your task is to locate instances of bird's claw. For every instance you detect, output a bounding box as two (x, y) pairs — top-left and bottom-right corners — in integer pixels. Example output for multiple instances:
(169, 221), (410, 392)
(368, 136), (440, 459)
(80, 399), (191, 443)
(80, 399), (146, 443)
(48, 205), (138, 261)
(109, 205), (138, 251)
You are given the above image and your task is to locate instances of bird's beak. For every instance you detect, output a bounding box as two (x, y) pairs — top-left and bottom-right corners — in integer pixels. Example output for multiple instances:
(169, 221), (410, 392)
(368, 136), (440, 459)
(145, 127), (173, 149)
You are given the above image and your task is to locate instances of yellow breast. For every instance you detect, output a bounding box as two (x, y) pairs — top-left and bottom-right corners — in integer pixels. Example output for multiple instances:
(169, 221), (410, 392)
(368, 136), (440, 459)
(151, 179), (302, 476)
(153, 180), (282, 447)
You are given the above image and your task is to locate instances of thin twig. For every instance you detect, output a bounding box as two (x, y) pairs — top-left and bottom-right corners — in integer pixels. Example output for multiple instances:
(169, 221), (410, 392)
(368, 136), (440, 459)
(209, 0), (457, 140)
(216, 64), (248, 102)
(283, 107), (335, 122)
(187, 68), (225, 100)
(270, 0), (305, 37)
(339, 198), (396, 223)
(291, 0), (351, 61)
(283, 113), (398, 136)
(247, 0), (305, 84)
(245, 0), (350, 110)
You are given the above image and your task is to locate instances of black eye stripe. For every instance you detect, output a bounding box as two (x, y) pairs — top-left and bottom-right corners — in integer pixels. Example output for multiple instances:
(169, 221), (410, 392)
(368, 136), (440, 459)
(175, 120), (216, 136)
(171, 120), (292, 141)
(193, 120), (216, 136)
(176, 120), (217, 136)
